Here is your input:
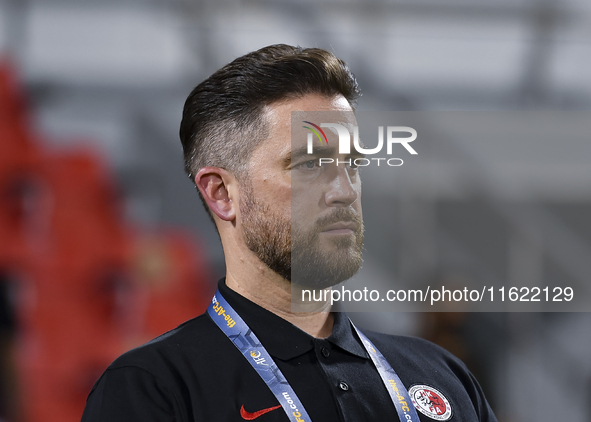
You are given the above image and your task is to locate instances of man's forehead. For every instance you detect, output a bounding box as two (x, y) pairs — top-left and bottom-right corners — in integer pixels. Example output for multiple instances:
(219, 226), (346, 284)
(290, 109), (357, 152)
(256, 94), (357, 158)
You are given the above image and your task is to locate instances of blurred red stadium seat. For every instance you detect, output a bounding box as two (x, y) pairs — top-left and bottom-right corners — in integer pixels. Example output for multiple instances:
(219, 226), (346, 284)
(128, 230), (213, 342)
(1, 58), (213, 422)
(0, 61), (39, 269)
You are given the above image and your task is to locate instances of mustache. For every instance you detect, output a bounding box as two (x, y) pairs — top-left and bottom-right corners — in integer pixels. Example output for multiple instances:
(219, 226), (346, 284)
(315, 208), (363, 232)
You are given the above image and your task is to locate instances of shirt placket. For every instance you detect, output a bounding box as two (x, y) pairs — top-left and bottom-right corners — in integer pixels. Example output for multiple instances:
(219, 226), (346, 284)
(313, 338), (369, 422)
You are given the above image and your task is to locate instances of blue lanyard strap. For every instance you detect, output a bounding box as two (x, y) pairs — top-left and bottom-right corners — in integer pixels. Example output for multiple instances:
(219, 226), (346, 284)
(207, 290), (311, 422)
(207, 289), (421, 422)
(351, 325), (421, 422)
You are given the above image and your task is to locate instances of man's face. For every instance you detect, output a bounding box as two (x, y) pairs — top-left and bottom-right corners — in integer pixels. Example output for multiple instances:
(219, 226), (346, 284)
(239, 94), (364, 289)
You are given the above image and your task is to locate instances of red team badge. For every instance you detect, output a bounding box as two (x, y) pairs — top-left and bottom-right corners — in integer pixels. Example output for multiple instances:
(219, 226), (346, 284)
(408, 385), (452, 421)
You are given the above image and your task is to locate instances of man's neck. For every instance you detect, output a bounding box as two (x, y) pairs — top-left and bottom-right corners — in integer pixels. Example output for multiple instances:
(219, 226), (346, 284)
(225, 272), (334, 339)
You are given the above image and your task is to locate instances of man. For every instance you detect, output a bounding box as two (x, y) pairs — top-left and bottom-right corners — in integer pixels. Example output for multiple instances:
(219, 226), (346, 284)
(81, 44), (497, 422)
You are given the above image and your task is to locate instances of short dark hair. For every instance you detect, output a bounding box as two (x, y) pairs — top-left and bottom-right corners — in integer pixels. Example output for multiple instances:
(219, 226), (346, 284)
(179, 44), (361, 221)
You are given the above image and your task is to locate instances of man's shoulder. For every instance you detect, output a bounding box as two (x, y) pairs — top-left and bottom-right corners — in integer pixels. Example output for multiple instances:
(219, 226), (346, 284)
(361, 329), (470, 376)
(108, 312), (217, 373)
(364, 329), (454, 356)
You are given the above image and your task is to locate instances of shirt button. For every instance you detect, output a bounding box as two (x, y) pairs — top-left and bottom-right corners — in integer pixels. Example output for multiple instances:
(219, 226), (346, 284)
(339, 381), (349, 391)
(321, 347), (330, 358)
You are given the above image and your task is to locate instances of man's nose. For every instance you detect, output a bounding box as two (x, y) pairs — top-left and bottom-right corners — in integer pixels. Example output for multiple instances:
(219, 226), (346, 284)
(324, 167), (358, 207)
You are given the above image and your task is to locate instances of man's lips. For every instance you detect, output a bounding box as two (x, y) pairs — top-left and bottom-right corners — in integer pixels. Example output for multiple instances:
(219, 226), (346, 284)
(321, 221), (358, 233)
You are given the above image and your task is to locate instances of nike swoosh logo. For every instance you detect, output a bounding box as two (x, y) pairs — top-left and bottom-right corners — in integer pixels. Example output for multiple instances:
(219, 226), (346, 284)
(240, 404), (282, 420)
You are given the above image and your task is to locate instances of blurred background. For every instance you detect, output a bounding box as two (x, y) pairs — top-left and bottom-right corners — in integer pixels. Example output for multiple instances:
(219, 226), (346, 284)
(0, 0), (590, 421)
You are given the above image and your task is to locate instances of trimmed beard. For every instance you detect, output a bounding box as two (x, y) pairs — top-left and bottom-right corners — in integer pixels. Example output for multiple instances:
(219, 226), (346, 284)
(240, 180), (364, 289)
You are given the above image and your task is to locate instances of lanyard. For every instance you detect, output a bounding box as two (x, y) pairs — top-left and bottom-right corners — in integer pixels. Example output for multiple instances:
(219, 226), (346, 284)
(350, 325), (421, 422)
(207, 289), (421, 422)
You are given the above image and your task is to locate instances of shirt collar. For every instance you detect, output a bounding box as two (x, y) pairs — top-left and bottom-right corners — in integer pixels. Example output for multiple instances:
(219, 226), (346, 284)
(217, 278), (368, 361)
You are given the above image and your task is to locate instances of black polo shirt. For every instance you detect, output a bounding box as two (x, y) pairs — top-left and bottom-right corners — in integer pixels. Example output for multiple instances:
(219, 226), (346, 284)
(81, 279), (497, 422)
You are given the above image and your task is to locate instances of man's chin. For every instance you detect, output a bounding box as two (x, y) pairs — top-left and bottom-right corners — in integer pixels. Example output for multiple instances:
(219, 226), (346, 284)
(317, 232), (360, 249)
(290, 253), (363, 289)
(290, 278), (348, 290)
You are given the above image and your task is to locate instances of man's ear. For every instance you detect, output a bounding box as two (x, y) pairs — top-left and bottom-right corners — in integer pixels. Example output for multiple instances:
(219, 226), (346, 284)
(195, 167), (237, 221)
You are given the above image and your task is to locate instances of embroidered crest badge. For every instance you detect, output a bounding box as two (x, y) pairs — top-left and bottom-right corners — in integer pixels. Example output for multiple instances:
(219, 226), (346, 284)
(408, 385), (452, 421)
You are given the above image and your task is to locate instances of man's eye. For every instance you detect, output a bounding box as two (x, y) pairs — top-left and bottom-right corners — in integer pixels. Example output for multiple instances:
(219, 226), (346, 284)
(347, 160), (360, 171)
(298, 160), (318, 169)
